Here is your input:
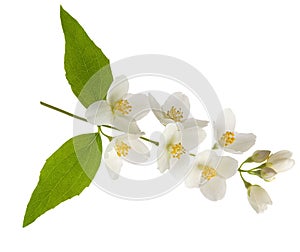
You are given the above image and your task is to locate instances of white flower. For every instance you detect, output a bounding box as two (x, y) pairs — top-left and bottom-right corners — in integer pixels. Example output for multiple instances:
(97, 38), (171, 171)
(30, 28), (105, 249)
(185, 150), (238, 201)
(148, 92), (208, 129)
(85, 76), (149, 134)
(157, 123), (206, 176)
(104, 133), (150, 179)
(265, 150), (295, 173)
(247, 185), (272, 213)
(215, 108), (256, 153)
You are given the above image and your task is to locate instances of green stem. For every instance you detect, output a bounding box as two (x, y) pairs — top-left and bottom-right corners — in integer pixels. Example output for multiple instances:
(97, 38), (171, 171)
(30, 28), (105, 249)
(101, 124), (119, 131)
(237, 160), (248, 172)
(239, 171), (251, 189)
(238, 160), (252, 189)
(98, 126), (112, 141)
(239, 164), (265, 173)
(250, 164), (265, 170)
(212, 143), (219, 150)
(140, 136), (159, 146)
(40, 101), (87, 122)
(40, 101), (159, 146)
(102, 125), (159, 146)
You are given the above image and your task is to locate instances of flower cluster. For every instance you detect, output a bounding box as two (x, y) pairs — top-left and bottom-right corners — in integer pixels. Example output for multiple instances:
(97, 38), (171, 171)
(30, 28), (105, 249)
(86, 76), (295, 213)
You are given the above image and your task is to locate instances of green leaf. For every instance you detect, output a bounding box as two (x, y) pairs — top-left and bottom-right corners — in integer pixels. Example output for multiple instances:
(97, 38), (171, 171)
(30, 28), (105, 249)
(60, 6), (113, 107)
(23, 133), (102, 227)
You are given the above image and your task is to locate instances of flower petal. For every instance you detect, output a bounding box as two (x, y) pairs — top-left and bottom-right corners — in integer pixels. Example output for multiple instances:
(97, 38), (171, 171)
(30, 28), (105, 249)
(215, 108), (236, 139)
(107, 75), (129, 106)
(216, 156), (238, 179)
(104, 140), (123, 180)
(169, 154), (190, 179)
(185, 166), (202, 188)
(182, 126), (206, 151)
(125, 93), (149, 120)
(181, 118), (209, 129)
(85, 100), (113, 125)
(112, 116), (142, 134)
(200, 176), (226, 201)
(125, 137), (150, 164)
(224, 132), (256, 154)
(148, 93), (174, 125)
(195, 150), (219, 169)
(268, 150), (293, 163)
(161, 123), (181, 146)
(162, 92), (190, 122)
(157, 150), (170, 173)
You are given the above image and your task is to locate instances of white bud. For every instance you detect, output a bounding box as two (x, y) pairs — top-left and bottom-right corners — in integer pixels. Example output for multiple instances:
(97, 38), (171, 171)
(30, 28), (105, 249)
(247, 185), (272, 213)
(251, 150), (271, 163)
(260, 167), (277, 181)
(267, 150), (295, 173)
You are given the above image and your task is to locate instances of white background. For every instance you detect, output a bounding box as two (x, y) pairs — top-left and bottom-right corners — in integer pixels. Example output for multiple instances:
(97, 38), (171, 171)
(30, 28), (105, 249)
(1, 0), (300, 251)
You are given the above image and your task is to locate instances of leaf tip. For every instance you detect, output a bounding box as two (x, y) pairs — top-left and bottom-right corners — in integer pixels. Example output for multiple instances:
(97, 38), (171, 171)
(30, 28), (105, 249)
(60, 5), (69, 20)
(22, 215), (31, 228)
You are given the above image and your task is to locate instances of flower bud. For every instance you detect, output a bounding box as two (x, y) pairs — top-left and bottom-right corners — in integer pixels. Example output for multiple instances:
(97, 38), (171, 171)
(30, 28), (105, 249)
(247, 185), (272, 213)
(251, 150), (271, 163)
(266, 150), (295, 173)
(260, 167), (277, 181)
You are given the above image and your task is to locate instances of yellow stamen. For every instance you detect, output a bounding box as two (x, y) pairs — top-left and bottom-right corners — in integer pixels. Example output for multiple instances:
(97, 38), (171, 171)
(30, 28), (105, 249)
(199, 165), (217, 180)
(221, 131), (235, 147)
(114, 141), (131, 157)
(169, 142), (185, 159)
(114, 99), (132, 115)
(166, 106), (183, 122)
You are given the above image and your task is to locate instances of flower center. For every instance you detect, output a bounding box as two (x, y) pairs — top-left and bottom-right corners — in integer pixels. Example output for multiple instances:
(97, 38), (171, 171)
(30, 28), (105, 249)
(114, 99), (132, 115)
(199, 165), (217, 180)
(114, 141), (131, 157)
(169, 142), (186, 159)
(221, 131), (235, 147)
(166, 106), (183, 122)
